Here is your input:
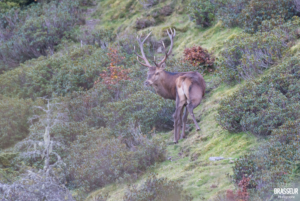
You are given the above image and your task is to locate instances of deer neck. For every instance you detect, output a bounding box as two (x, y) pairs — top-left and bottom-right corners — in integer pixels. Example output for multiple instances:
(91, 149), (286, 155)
(152, 71), (178, 100)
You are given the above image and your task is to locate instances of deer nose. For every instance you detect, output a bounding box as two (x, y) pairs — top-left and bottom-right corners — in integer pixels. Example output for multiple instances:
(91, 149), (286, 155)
(144, 81), (151, 87)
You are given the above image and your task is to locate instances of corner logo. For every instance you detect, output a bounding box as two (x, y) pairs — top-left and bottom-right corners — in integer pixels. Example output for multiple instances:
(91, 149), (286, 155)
(274, 188), (298, 195)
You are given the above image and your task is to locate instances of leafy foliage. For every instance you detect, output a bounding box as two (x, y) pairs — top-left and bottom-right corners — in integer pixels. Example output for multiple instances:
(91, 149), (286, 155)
(0, 45), (110, 98)
(218, 55), (300, 199)
(1, 99), (74, 201)
(183, 46), (215, 71)
(0, 170), (74, 201)
(188, 0), (218, 27)
(0, 96), (33, 148)
(73, 28), (115, 48)
(189, 0), (299, 33)
(217, 56), (300, 135)
(231, 119), (300, 199)
(0, 0), (33, 13)
(217, 17), (300, 83)
(66, 128), (166, 191)
(123, 174), (193, 201)
(0, 0), (83, 72)
(239, 0), (297, 33)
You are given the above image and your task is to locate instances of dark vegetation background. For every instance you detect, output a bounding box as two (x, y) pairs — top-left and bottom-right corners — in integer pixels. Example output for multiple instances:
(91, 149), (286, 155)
(0, 0), (300, 200)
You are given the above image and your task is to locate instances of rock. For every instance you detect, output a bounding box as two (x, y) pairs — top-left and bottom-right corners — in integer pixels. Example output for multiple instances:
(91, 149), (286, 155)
(209, 156), (225, 161)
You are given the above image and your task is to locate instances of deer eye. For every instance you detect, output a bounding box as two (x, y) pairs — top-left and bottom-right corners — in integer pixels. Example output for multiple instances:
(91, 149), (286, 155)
(155, 72), (159, 75)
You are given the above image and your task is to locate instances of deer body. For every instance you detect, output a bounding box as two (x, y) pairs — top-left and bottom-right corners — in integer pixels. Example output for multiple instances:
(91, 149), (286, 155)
(135, 29), (206, 143)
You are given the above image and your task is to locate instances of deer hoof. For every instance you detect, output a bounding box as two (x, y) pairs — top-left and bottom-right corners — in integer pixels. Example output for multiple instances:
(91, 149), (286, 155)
(196, 128), (201, 131)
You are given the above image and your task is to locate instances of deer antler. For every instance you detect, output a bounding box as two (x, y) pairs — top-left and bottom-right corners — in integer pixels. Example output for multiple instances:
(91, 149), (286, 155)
(134, 29), (176, 68)
(157, 28), (176, 67)
(134, 32), (153, 68)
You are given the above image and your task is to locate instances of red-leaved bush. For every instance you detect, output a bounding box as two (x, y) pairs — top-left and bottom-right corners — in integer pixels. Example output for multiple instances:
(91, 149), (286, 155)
(226, 176), (250, 201)
(183, 46), (215, 68)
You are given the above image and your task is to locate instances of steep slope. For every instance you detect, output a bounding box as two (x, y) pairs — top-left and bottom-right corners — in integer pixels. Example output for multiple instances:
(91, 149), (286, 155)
(77, 1), (260, 200)
(86, 81), (258, 200)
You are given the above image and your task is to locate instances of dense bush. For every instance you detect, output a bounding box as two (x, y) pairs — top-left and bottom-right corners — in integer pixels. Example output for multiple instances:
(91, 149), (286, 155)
(216, 0), (248, 28)
(0, 45), (110, 99)
(0, 0), (33, 13)
(232, 119), (300, 199)
(73, 28), (115, 48)
(189, 0), (299, 33)
(239, 0), (297, 33)
(0, 96), (33, 148)
(217, 56), (300, 135)
(123, 174), (193, 201)
(67, 128), (166, 191)
(217, 17), (300, 83)
(103, 89), (174, 137)
(135, 17), (155, 30)
(188, 0), (218, 27)
(0, 0), (83, 72)
(183, 46), (215, 70)
(0, 171), (74, 201)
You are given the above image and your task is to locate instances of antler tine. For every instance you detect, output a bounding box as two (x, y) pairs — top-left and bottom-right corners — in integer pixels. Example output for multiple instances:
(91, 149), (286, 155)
(157, 28), (176, 67)
(142, 31), (152, 44)
(134, 32), (153, 68)
(137, 56), (152, 68)
(134, 45), (145, 60)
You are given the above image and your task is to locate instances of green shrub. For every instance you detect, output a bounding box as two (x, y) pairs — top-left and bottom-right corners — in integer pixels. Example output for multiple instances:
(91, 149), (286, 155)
(232, 119), (300, 199)
(0, 0), (83, 72)
(66, 128), (166, 191)
(103, 89), (174, 137)
(0, 96), (33, 148)
(0, 45), (109, 99)
(217, 17), (300, 83)
(217, 56), (300, 135)
(72, 28), (115, 48)
(189, 0), (298, 33)
(188, 0), (218, 27)
(239, 0), (297, 33)
(216, 0), (248, 27)
(123, 174), (193, 201)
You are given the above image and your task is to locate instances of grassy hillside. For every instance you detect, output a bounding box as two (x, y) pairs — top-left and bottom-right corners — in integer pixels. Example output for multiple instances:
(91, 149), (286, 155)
(79, 1), (256, 199)
(86, 81), (258, 200)
(1, 0), (300, 200)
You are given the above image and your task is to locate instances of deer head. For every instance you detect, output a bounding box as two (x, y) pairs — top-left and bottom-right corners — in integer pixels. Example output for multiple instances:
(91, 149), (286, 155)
(134, 29), (176, 87)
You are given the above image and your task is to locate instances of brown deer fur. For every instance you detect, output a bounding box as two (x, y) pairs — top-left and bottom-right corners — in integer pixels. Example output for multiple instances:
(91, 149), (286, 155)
(134, 29), (206, 143)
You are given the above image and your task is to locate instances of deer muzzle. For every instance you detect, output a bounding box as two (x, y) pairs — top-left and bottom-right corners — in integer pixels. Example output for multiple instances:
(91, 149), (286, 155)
(144, 80), (152, 87)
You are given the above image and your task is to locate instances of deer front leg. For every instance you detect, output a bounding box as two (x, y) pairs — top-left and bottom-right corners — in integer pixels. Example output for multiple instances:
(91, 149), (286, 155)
(181, 106), (188, 139)
(173, 102), (185, 143)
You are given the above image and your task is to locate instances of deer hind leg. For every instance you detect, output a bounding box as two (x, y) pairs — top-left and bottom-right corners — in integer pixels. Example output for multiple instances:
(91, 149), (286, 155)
(181, 106), (188, 139)
(186, 85), (203, 131)
(187, 103), (201, 131)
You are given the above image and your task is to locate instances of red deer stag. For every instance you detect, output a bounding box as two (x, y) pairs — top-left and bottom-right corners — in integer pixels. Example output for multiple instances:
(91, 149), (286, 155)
(134, 29), (206, 143)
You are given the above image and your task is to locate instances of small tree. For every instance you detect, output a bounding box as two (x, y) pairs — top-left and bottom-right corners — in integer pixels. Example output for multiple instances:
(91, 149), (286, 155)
(0, 98), (74, 201)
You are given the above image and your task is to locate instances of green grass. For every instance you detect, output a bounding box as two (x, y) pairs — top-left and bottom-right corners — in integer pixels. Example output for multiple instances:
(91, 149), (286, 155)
(85, 82), (258, 201)
(82, 1), (257, 200)
(92, 0), (242, 57)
